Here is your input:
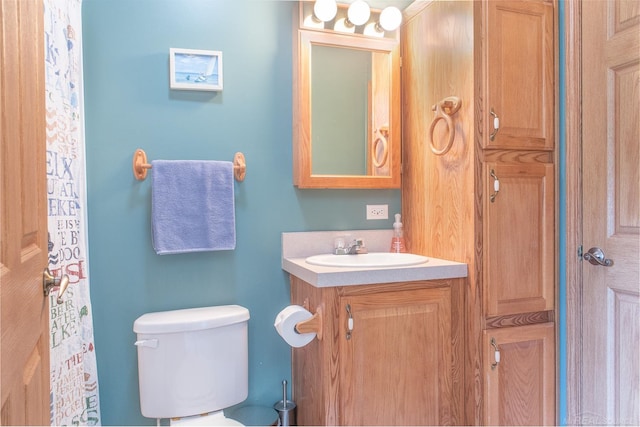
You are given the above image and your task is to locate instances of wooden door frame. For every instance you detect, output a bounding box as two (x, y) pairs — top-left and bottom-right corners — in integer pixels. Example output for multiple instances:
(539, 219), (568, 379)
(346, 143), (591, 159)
(563, 0), (583, 423)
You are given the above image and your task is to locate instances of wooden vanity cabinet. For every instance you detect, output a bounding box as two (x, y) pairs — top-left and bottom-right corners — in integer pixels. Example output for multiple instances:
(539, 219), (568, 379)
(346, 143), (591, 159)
(290, 276), (464, 426)
(401, 0), (557, 424)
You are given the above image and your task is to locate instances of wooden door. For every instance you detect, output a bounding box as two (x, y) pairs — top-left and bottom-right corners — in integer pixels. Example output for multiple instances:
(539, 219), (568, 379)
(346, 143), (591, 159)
(483, 323), (555, 425)
(0, 0), (50, 424)
(580, 0), (640, 424)
(483, 162), (555, 317)
(338, 286), (458, 426)
(483, 0), (554, 151)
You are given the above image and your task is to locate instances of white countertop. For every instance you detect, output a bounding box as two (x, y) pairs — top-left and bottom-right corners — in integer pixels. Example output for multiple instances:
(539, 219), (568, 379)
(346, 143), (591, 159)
(282, 230), (468, 288)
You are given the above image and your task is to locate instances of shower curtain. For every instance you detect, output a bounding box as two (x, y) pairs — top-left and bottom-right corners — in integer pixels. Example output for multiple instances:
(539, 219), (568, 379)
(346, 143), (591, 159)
(44, 0), (101, 424)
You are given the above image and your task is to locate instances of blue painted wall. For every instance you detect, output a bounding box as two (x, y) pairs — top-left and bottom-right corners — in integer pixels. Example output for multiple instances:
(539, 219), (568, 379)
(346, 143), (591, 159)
(557, 1), (567, 423)
(82, 1), (401, 424)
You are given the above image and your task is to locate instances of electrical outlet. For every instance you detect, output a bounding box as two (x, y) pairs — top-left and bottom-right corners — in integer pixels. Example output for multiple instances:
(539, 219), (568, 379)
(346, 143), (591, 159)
(366, 204), (388, 220)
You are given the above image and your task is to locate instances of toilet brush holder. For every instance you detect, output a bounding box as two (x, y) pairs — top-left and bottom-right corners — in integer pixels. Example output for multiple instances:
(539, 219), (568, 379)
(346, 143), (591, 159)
(274, 380), (296, 426)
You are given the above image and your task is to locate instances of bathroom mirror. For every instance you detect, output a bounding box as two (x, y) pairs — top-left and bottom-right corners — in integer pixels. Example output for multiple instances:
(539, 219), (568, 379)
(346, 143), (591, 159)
(292, 8), (401, 189)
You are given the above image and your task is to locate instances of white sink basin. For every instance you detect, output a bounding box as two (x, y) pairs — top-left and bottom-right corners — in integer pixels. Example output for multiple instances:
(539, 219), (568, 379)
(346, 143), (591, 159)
(305, 252), (429, 268)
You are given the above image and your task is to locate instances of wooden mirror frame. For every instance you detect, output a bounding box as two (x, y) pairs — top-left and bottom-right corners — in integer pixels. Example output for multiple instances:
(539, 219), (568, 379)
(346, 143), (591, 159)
(292, 13), (401, 189)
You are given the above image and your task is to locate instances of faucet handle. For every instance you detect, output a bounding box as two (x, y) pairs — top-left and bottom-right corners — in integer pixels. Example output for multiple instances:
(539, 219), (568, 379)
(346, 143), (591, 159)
(352, 238), (368, 254)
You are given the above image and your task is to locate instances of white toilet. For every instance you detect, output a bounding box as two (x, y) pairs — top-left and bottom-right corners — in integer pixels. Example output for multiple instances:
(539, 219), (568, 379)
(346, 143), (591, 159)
(133, 305), (250, 426)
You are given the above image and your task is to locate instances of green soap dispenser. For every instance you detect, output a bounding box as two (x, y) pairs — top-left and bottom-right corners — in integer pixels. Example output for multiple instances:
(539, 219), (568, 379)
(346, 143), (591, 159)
(390, 213), (407, 253)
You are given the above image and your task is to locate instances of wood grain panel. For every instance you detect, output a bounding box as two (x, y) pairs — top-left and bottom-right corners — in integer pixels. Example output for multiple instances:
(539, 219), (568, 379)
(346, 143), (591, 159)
(483, 323), (555, 425)
(23, 342), (46, 425)
(0, 0), (50, 424)
(580, 0), (640, 421)
(481, 149), (553, 164)
(483, 162), (555, 316)
(485, 310), (554, 329)
(614, 63), (640, 233)
(483, 1), (554, 151)
(562, 2), (583, 421)
(613, 0), (640, 34)
(290, 276), (338, 426)
(612, 290), (640, 422)
(401, 0), (476, 264)
(401, 2), (481, 424)
(339, 289), (448, 425)
(290, 278), (463, 426)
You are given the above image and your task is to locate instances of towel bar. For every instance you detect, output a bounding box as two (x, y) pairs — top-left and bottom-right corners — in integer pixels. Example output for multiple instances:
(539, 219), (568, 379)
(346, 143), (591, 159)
(132, 148), (246, 181)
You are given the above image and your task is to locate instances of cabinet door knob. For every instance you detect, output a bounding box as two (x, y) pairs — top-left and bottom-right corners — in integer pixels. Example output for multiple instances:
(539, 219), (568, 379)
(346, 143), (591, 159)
(490, 337), (500, 370)
(490, 169), (500, 203)
(346, 304), (354, 340)
(490, 108), (500, 141)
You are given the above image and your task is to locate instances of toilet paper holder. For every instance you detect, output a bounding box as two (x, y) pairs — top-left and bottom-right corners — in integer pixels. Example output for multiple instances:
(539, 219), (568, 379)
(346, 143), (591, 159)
(294, 299), (323, 341)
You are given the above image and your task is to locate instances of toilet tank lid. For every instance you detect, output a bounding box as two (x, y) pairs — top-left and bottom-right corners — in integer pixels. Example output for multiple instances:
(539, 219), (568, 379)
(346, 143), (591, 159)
(133, 305), (250, 334)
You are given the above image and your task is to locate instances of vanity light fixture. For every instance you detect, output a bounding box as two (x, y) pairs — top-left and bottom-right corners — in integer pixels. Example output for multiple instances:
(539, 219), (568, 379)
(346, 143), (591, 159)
(309, 1), (402, 35)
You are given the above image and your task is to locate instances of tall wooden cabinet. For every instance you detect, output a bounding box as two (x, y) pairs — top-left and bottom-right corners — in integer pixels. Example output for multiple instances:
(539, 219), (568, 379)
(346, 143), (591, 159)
(401, 0), (556, 425)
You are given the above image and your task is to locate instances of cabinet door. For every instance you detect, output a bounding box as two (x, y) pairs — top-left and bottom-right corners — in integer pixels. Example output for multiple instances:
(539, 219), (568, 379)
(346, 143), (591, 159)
(483, 323), (555, 425)
(483, 162), (554, 317)
(338, 287), (457, 425)
(483, 0), (554, 151)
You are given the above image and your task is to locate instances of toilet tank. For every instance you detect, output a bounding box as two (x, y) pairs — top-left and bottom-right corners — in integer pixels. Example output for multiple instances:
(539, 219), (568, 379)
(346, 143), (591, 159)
(133, 305), (250, 419)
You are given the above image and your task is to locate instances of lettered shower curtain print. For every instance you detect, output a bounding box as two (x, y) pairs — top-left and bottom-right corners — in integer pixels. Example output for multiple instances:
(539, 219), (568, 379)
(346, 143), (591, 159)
(44, 0), (101, 424)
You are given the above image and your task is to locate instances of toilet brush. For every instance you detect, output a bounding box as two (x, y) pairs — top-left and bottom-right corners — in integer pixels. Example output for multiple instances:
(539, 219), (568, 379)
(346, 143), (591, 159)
(274, 379), (296, 426)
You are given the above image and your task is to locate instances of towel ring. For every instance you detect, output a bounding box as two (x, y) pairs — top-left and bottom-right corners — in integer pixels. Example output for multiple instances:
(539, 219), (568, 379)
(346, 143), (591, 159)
(372, 126), (389, 169)
(428, 96), (462, 156)
(132, 148), (247, 182)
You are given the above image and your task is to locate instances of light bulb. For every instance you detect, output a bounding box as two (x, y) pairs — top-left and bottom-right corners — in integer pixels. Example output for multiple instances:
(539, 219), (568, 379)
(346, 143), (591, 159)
(379, 6), (402, 31)
(364, 21), (384, 37)
(334, 18), (356, 33)
(314, 0), (337, 22)
(347, 0), (370, 26)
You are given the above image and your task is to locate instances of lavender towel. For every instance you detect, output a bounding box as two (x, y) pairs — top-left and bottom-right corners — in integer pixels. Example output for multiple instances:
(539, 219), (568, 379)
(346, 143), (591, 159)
(151, 160), (236, 255)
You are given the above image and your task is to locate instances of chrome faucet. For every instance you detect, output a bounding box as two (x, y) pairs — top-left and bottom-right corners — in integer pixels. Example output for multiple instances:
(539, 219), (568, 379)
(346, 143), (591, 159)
(335, 238), (368, 255)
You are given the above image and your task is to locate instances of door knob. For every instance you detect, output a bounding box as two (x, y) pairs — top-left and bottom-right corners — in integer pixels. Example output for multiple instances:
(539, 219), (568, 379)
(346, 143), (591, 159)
(583, 247), (614, 267)
(43, 268), (70, 304)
